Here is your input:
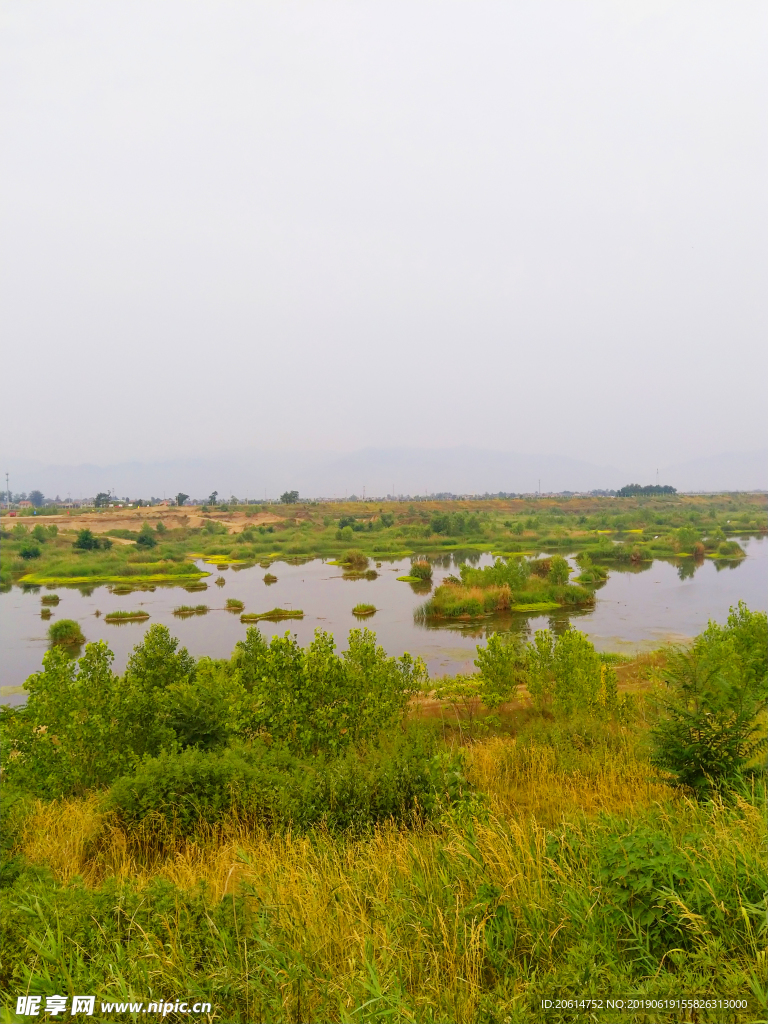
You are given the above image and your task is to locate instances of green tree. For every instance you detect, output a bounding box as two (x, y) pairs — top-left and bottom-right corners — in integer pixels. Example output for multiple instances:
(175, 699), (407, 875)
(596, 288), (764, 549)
(208, 491), (218, 505)
(234, 627), (425, 755)
(0, 642), (129, 797)
(31, 524), (48, 543)
(281, 490), (299, 504)
(548, 555), (571, 586)
(73, 528), (112, 551)
(527, 628), (602, 715)
(28, 489), (44, 507)
(119, 624), (197, 759)
(474, 633), (526, 709)
(651, 605), (767, 797)
(94, 492), (110, 507)
(675, 526), (699, 553)
(136, 523), (158, 548)
(176, 492), (189, 507)
(19, 541), (41, 560)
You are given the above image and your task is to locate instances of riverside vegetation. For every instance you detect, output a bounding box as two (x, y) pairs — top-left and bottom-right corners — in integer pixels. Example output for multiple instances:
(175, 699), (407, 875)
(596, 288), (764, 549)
(1, 492), (764, 592)
(1, 602), (766, 1023)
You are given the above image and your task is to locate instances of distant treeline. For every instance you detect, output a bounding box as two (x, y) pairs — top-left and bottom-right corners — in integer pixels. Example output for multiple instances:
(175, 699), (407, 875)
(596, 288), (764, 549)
(617, 484), (677, 497)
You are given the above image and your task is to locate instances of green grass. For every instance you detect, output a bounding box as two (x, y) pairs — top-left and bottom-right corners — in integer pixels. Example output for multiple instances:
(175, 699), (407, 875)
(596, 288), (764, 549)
(352, 603), (377, 616)
(2, 607), (766, 1022)
(225, 598), (245, 611)
(103, 610), (150, 623)
(173, 604), (209, 617)
(40, 593), (60, 605)
(240, 608), (304, 622)
(47, 619), (85, 645)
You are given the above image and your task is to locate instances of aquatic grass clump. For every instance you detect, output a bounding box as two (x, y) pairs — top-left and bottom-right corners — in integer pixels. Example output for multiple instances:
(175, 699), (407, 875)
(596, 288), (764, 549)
(225, 598), (245, 612)
(416, 584), (510, 620)
(104, 610), (150, 623)
(716, 540), (746, 558)
(47, 619), (85, 645)
(40, 608), (52, 619)
(263, 573), (277, 584)
(40, 593), (60, 606)
(352, 603), (377, 617)
(343, 568), (379, 580)
(342, 549), (369, 571)
(173, 604), (209, 618)
(409, 559), (433, 581)
(240, 608), (304, 622)
(184, 581), (208, 592)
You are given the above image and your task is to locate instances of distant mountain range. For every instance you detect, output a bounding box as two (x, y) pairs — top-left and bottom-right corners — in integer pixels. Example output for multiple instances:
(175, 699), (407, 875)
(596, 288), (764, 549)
(2, 447), (765, 501)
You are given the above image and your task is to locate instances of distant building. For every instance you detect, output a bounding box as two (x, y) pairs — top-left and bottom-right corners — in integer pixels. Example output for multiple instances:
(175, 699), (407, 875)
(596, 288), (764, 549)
(17, 501), (32, 508)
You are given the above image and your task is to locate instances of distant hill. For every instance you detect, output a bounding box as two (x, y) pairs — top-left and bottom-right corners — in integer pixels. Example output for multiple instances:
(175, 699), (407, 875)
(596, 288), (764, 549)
(2, 447), (765, 501)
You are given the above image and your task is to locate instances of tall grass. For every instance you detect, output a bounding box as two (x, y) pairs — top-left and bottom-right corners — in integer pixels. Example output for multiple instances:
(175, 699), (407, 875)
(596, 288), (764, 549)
(7, 747), (764, 1023)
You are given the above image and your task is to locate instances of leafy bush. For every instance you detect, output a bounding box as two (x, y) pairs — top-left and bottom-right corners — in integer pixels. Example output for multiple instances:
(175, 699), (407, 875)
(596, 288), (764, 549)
(1, 642), (126, 797)
(136, 523), (158, 548)
(527, 628), (603, 715)
(547, 555), (571, 585)
(459, 557), (529, 590)
(717, 540), (745, 557)
(107, 732), (465, 837)
(73, 529), (112, 551)
(474, 633), (526, 708)
(47, 619), (85, 645)
(410, 560), (433, 581)
(651, 604), (767, 797)
(18, 542), (41, 560)
(234, 627), (426, 755)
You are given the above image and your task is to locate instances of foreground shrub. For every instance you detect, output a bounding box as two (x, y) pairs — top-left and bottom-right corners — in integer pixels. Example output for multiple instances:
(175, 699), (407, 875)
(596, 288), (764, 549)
(234, 627), (426, 755)
(651, 604), (767, 797)
(107, 732), (465, 837)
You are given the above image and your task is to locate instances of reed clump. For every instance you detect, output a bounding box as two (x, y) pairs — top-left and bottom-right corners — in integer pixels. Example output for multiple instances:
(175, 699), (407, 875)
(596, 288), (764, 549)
(47, 618), (85, 645)
(173, 604), (209, 617)
(240, 608), (304, 622)
(103, 610), (150, 623)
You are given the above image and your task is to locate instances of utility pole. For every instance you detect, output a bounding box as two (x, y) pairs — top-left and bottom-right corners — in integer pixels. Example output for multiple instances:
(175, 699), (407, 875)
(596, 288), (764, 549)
(5, 472), (9, 509)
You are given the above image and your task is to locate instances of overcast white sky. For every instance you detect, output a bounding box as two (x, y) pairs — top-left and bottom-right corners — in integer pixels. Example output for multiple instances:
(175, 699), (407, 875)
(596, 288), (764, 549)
(1, 1), (766, 471)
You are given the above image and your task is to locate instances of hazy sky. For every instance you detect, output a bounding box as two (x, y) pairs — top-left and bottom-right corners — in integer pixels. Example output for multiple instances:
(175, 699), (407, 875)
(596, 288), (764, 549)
(2, 1), (766, 470)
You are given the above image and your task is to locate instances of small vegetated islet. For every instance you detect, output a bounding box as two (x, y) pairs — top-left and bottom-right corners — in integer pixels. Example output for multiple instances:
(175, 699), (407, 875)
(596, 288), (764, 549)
(173, 604), (209, 617)
(46, 618), (85, 645)
(240, 608), (304, 622)
(103, 610), (150, 623)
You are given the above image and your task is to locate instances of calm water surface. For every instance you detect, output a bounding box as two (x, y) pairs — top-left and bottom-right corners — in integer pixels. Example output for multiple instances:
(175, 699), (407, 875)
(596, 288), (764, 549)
(2, 537), (765, 702)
